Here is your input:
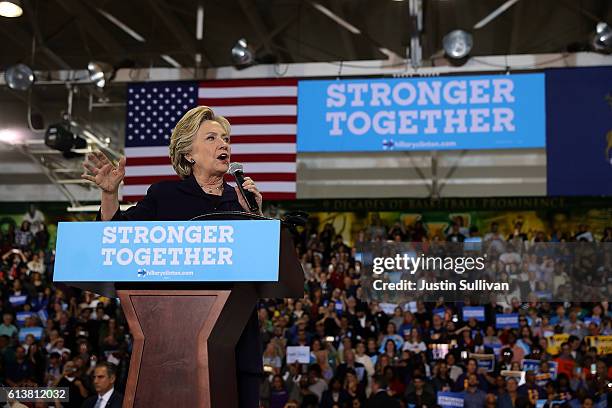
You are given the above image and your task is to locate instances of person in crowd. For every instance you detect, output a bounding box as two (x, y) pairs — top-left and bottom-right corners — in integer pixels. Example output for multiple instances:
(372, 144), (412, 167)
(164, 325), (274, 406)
(57, 360), (89, 408)
(464, 373), (488, 408)
(364, 375), (400, 408)
(497, 377), (533, 408)
(320, 376), (350, 408)
(404, 374), (436, 408)
(80, 362), (124, 408)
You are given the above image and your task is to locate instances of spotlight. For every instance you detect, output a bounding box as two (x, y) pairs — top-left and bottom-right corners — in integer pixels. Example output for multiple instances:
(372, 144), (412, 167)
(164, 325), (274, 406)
(4, 63), (34, 91)
(231, 38), (254, 68)
(45, 122), (87, 155)
(592, 22), (612, 53)
(87, 61), (113, 88)
(0, 0), (22, 18)
(443, 30), (473, 66)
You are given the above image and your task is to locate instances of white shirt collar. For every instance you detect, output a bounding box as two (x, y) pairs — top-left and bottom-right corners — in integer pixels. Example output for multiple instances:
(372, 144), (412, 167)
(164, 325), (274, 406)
(98, 387), (114, 406)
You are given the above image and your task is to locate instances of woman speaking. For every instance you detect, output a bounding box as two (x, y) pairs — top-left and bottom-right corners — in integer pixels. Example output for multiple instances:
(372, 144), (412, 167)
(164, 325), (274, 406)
(82, 106), (264, 407)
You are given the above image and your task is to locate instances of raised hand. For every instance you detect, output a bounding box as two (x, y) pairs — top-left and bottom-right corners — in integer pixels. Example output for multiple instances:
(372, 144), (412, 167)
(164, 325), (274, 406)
(81, 151), (126, 194)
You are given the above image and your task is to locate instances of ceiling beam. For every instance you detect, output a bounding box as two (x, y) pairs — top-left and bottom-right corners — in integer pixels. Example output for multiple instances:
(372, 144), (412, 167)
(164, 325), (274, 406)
(0, 23), (63, 69)
(330, 0), (357, 60)
(254, 14), (298, 53)
(147, 0), (213, 67)
(238, 0), (274, 54)
(55, 0), (127, 59)
(21, 0), (71, 69)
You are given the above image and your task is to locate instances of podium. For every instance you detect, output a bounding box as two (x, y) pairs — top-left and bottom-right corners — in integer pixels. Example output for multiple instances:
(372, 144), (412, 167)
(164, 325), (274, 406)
(53, 213), (303, 407)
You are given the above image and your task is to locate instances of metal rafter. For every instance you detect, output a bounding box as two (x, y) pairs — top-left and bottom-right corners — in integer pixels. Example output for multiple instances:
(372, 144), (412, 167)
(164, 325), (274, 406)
(0, 23), (64, 69)
(147, 0), (213, 67)
(330, 0), (357, 60)
(238, 0), (275, 54)
(21, 0), (71, 69)
(55, 0), (127, 59)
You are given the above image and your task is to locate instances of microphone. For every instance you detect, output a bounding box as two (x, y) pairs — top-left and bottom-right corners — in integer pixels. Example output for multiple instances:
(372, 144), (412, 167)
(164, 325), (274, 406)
(228, 162), (259, 213)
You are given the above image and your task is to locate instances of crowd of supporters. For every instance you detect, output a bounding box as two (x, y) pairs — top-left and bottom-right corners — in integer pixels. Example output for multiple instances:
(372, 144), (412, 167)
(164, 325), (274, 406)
(0, 206), (127, 407)
(0, 206), (610, 408)
(257, 215), (611, 408)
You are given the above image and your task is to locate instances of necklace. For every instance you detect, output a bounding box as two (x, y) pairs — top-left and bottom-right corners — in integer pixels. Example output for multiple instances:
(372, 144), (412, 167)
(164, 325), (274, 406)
(199, 183), (223, 194)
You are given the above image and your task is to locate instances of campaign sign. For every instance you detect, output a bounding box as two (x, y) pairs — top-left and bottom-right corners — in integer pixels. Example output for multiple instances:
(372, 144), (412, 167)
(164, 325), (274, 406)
(522, 359), (541, 373)
(548, 361), (558, 380)
(584, 317), (601, 327)
(433, 308), (446, 319)
(297, 73), (545, 152)
(54, 220), (281, 282)
(9, 295), (27, 306)
(18, 327), (43, 342)
(585, 335), (612, 355)
(462, 306), (485, 322)
(496, 313), (519, 329)
(473, 354), (495, 372)
(286, 346), (310, 364)
(536, 400), (565, 408)
(15, 311), (34, 327)
(380, 303), (398, 315)
(437, 391), (464, 408)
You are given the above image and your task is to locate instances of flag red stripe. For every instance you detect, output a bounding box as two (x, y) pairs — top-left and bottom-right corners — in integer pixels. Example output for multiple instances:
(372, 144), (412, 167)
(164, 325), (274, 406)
(230, 135), (295, 144)
(198, 97), (297, 106)
(127, 154), (296, 166)
(200, 78), (297, 87)
(260, 192), (296, 200)
(124, 175), (179, 184)
(223, 116), (296, 125)
(125, 173), (296, 185)
(223, 173), (296, 182)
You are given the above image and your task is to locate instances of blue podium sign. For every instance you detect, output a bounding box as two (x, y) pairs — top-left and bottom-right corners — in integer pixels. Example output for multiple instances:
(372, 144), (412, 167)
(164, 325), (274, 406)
(54, 220), (281, 282)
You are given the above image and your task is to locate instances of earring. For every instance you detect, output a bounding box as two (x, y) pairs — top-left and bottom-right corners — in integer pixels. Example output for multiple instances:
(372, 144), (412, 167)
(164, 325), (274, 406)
(189, 159), (195, 164)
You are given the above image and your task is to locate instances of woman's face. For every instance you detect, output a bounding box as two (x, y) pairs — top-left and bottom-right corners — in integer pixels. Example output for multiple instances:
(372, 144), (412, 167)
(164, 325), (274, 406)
(186, 120), (230, 176)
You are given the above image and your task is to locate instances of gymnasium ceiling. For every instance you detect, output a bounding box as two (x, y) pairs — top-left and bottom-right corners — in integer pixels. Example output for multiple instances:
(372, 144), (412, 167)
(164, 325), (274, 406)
(0, 0), (610, 71)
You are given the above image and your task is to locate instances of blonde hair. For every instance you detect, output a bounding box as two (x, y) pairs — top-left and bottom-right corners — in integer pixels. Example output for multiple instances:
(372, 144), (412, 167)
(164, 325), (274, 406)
(168, 106), (231, 178)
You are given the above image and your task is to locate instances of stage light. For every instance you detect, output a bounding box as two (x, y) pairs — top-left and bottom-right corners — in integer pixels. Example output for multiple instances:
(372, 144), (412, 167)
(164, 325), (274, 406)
(45, 122), (87, 154)
(0, 129), (21, 144)
(592, 22), (612, 53)
(0, 0), (23, 18)
(231, 38), (254, 68)
(4, 63), (34, 91)
(443, 29), (473, 66)
(87, 61), (113, 88)
(443, 30), (473, 59)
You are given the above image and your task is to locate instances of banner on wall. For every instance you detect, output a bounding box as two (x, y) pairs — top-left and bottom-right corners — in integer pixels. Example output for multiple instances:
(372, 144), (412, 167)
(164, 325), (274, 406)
(546, 66), (612, 196)
(297, 73), (546, 152)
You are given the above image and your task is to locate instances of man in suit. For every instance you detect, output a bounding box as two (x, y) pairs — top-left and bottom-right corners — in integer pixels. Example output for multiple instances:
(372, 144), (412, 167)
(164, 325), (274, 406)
(81, 362), (123, 408)
(364, 375), (400, 408)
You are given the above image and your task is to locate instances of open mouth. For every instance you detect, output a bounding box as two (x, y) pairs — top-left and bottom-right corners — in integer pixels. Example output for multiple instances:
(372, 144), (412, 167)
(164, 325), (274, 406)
(216, 153), (229, 162)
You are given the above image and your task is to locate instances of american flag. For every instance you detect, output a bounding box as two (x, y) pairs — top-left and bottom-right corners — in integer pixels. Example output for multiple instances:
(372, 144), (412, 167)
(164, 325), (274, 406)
(123, 79), (297, 202)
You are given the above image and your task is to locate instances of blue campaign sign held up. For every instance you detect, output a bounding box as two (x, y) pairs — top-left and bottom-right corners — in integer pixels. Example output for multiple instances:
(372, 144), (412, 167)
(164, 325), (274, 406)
(437, 392), (465, 408)
(54, 220), (281, 282)
(297, 73), (545, 152)
(462, 306), (485, 321)
(496, 313), (520, 329)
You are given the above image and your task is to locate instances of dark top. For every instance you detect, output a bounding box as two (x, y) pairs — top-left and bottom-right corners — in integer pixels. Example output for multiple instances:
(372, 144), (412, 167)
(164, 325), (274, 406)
(364, 390), (401, 408)
(101, 174), (244, 221)
(80, 389), (124, 408)
(97, 174), (262, 375)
